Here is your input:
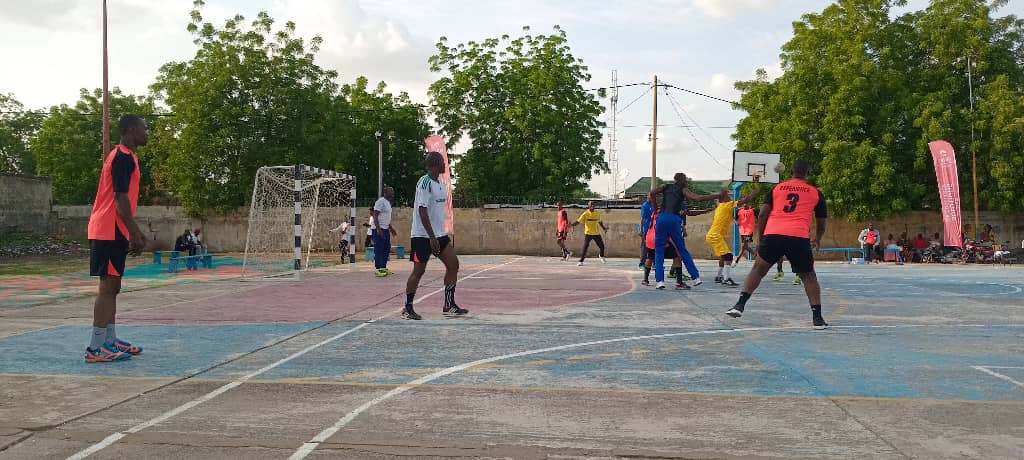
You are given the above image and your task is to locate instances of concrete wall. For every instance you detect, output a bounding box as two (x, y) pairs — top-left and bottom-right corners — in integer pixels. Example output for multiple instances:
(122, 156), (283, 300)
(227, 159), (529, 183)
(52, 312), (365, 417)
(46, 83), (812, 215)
(0, 175), (53, 234)
(50, 205), (1024, 259)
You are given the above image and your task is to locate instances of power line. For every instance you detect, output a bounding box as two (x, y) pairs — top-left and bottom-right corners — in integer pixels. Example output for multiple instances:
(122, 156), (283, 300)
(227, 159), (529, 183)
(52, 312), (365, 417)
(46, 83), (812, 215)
(661, 82), (741, 107)
(616, 85), (652, 116)
(662, 86), (730, 172)
(662, 89), (735, 152)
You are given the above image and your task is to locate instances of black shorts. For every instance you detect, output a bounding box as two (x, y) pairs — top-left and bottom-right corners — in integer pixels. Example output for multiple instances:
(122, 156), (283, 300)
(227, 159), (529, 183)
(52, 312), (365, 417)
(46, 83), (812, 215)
(757, 235), (814, 273)
(410, 235), (451, 263)
(741, 234), (753, 243)
(645, 245), (678, 260)
(90, 229), (129, 277)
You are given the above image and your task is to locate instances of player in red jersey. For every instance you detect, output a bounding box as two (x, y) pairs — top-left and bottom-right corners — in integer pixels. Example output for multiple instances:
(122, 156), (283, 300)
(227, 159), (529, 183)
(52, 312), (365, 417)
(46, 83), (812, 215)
(726, 159), (830, 329)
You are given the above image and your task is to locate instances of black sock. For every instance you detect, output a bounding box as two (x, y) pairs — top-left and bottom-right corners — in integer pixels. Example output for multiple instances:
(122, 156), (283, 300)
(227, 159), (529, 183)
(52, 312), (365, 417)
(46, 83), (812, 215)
(643, 265), (651, 282)
(811, 304), (822, 315)
(405, 292), (415, 308)
(445, 284), (456, 308)
(735, 292), (752, 309)
(675, 268), (683, 285)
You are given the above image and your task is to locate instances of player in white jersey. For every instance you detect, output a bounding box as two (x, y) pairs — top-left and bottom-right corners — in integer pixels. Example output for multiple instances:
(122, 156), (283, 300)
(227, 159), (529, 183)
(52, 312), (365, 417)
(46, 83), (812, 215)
(401, 152), (468, 320)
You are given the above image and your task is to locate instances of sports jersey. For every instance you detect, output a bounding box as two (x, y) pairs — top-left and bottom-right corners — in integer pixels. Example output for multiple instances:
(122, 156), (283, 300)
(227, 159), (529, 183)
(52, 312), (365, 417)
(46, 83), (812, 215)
(709, 201), (737, 235)
(737, 207), (755, 235)
(411, 174), (448, 238)
(557, 207), (569, 232)
(87, 145), (140, 241)
(763, 178), (827, 238)
(661, 183), (687, 215)
(578, 209), (602, 235)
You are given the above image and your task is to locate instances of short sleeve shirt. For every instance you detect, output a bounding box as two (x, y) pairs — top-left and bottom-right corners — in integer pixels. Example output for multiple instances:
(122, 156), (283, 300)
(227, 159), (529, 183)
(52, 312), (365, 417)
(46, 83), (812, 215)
(411, 175), (448, 238)
(577, 210), (602, 235)
(87, 145), (140, 240)
(373, 197), (393, 229)
(762, 178), (827, 238)
(737, 207), (756, 235)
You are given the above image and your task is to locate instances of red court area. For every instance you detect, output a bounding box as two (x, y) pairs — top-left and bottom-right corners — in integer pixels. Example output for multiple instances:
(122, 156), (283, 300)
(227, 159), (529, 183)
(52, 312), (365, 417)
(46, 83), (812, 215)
(120, 258), (632, 324)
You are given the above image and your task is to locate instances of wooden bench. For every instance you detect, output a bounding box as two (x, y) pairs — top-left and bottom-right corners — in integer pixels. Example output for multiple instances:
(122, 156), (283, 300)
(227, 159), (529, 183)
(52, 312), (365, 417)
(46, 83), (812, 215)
(168, 254), (214, 273)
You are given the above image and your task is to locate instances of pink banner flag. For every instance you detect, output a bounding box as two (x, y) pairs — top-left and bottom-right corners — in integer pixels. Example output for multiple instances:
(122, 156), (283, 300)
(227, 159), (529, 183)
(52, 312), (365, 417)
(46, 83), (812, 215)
(424, 135), (454, 235)
(928, 140), (962, 248)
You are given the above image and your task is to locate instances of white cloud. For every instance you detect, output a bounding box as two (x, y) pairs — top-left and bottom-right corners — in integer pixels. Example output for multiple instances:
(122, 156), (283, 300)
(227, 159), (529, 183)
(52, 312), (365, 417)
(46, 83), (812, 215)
(692, 0), (780, 18)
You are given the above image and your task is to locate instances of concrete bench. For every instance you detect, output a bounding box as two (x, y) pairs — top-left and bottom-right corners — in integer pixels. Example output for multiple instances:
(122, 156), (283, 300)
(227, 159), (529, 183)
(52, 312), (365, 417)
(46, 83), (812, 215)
(168, 254), (213, 273)
(152, 250), (181, 264)
(817, 247), (865, 262)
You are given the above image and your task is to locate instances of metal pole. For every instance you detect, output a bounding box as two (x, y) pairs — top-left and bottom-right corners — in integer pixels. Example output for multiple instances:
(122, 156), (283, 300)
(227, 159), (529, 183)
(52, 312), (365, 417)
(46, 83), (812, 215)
(651, 75), (658, 191)
(101, 0), (110, 159)
(377, 138), (383, 199)
(967, 55), (979, 241)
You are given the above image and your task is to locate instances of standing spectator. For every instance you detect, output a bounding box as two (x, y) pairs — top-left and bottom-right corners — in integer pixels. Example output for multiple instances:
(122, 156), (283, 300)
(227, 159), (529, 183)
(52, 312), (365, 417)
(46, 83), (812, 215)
(858, 224), (880, 263)
(362, 209), (375, 249)
(638, 194), (655, 269)
(372, 186), (397, 277)
(187, 227), (203, 256)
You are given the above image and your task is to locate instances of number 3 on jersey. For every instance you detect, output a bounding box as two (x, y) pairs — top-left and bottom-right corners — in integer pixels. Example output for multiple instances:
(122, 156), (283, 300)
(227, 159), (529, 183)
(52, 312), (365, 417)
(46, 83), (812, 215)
(782, 193), (800, 213)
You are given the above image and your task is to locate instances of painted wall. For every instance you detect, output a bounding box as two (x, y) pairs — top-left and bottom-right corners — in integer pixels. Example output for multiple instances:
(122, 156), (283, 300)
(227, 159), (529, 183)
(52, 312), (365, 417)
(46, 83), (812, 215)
(50, 205), (1024, 260)
(0, 175), (53, 234)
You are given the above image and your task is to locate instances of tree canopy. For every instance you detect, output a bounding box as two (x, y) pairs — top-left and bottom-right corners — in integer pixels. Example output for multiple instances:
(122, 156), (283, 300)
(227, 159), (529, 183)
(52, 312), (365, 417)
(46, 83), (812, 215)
(428, 26), (607, 201)
(0, 93), (41, 175)
(733, 0), (1024, 219)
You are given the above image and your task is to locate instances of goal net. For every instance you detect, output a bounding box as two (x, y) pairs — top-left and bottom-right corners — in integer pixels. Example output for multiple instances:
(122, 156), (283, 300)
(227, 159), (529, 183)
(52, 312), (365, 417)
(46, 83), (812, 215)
(242, 165), (356, 279)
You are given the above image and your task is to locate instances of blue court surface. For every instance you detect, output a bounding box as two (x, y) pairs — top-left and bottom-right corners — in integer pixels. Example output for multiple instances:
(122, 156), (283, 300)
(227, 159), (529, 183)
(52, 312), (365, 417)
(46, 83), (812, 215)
(0, 256), (1021, 459)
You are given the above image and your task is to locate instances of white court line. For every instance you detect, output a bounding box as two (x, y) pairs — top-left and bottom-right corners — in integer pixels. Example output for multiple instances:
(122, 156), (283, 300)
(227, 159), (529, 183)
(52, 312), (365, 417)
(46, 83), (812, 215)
(972, 366), (1024, 389)
(289, 323), (1024, 459)
(66, 257), (523, 460)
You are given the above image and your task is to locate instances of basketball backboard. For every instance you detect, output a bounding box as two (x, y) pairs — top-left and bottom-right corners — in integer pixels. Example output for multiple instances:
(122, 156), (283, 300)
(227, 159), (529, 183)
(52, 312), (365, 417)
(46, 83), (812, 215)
(733, 150), (782, 183)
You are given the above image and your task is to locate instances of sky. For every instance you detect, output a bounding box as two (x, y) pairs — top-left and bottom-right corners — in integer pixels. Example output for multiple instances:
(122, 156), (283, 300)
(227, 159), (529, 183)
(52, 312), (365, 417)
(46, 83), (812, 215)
(2, 0), (1021, 196)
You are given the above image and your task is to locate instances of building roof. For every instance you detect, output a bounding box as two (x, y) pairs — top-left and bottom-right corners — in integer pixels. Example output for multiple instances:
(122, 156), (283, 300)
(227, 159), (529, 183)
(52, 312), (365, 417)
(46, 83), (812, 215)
(624, 177), (731, 196)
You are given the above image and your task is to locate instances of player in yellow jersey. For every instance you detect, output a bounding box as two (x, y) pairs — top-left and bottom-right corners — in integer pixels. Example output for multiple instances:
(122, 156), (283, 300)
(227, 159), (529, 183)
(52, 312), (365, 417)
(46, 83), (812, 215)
(706, 182), (760, 286)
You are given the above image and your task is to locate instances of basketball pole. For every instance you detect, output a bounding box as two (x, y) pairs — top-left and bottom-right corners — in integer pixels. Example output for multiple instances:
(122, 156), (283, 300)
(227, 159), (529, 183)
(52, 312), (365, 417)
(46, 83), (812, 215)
(101, 0), (110, 159)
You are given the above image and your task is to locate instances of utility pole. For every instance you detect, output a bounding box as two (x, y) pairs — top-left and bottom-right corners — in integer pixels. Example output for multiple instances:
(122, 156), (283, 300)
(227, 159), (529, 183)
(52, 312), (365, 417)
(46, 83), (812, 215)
(651, 75), (658, 192)
(375, 130), (383, 198)
(967, 55), (979, 241)
(101, 0), (110, 159)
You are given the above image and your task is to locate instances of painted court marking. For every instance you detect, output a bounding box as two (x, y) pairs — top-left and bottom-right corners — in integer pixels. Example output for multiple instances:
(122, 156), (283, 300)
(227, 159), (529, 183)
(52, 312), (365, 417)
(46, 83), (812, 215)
(972, 366), (1024, 389)
(289, 323), (1024, 459)
(66, 257), (523, 460)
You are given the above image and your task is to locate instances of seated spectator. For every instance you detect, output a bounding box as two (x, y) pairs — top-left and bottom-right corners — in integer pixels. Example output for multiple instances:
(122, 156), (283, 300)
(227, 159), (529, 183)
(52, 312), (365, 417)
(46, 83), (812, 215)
(911, 233), (928, 262)
(930, 232), (942, 247)
(883, 234), (903, 263)
(174, 229), (193, 253)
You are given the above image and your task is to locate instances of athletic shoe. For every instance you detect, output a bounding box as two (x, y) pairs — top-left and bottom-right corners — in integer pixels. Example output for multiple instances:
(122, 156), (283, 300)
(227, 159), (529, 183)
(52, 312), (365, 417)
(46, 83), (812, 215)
(772, 272), (784, 281)
(680, 274), (692, 281)
(110, 339), (142, 355)
(793, 278), (802, 285)
(638, 263), (644, 270)
(401, 308), (422, 320)
(714, 276), (723, 284)
(722, 278), (739, 286)
(577, 262), (584, 266)
(566, 251), (573, 258)
(85, 345), (130, 363)
(641, 280), (650, 286)
(375, 269), (387, 277)
(443, 304), (469, 316)
(726, 306), (744, 318)
(384, 268), (393, 275)
(691, 278), (703, 286)
(656, 282), (666, 290)
(600, 257), (607, 264)
(813, 315), (829, 330)
(675, 282), (690, 290)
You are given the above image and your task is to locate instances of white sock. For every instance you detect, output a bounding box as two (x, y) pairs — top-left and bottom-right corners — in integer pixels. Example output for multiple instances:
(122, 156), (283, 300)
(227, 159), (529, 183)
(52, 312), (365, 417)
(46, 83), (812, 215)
(89, 327), (107, 350)
(723, 264), (732, 281)
(106, 323), (117, 343)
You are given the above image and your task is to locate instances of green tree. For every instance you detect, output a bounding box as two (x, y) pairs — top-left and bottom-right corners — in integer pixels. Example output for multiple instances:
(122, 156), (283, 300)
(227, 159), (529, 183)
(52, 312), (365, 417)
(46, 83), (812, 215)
(151, 1), (342, 215)
(336, 77), (431, 204)
(733, 0), (1024, 218)
(0, 93), (42, 174)
(428, 26), (607, 200)
(31, 88), (157, 205)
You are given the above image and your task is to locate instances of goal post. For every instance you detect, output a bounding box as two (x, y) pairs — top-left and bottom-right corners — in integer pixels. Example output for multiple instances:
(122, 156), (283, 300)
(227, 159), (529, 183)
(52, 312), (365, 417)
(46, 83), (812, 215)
(242, 165), (356, 280)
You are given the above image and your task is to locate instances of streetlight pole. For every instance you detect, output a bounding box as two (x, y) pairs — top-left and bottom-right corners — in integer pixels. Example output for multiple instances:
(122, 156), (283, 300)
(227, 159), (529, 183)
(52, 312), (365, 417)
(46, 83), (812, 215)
(651, 75), (658, 192)
(966, 55), (979, 240)
(375, 130), (383, 198)
(101, 0), (110, 159)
